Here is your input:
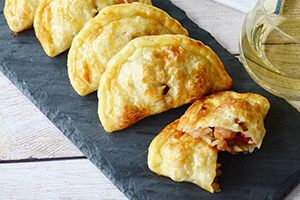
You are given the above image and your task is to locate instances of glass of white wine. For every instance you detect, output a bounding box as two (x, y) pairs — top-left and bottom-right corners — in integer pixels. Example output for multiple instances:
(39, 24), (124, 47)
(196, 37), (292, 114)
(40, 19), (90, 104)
(240, 0), (300, 100)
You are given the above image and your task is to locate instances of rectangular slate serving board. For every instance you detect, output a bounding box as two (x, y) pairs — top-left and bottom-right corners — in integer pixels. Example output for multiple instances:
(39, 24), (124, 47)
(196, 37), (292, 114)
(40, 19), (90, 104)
(1, 0), (299, 199)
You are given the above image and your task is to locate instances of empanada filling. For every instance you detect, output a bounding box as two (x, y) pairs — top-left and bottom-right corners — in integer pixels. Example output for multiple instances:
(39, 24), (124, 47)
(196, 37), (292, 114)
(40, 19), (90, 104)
(193, 126), (255, 154)
(162, 84), (170, 95)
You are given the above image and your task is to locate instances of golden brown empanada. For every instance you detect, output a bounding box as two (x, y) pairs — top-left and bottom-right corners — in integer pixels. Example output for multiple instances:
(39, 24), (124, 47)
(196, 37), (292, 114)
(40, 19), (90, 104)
(4, 0), (41, 32)
(33, 0), (152, 57)
(98, 35), (233, 132)
(178, 91), (270, 154)
(148, 119), (221, 193)
(68, 3), (188, 96)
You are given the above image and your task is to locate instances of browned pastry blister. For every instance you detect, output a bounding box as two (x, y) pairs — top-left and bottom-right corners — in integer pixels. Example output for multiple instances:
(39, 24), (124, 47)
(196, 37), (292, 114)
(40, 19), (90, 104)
(33, 0), (152, 57)
(68, 3), (188, 96)
(97, 35), (233, 132)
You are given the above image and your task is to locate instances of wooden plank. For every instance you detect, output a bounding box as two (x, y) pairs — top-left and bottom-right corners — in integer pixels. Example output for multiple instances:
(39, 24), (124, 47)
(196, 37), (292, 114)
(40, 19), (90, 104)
(0, 159), (127, 200)
(0, 158), (298, 200)
(286, 100), (300, 111)
(171, 0), (245, 54)
(287, 185), (300, 200)
(0, 72), (84, 160)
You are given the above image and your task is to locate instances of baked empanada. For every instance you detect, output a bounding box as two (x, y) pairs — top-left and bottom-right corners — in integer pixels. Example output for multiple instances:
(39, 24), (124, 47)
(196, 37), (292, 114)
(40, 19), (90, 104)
(177, 91), (270, 154)
(4, 0), (41, 32)
(68, 3), (188, 96)
(148, 119), (221, 193)
(33, 0), (152, 57)
(98, 35), (233, 132)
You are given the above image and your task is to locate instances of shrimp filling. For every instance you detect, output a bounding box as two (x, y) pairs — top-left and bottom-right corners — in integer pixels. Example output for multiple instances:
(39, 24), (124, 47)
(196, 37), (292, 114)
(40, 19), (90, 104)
(196, 127), (255, 153)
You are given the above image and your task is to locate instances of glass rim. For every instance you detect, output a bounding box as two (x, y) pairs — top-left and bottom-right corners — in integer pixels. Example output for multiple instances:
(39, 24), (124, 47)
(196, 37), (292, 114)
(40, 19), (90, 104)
(259, 0), (300, 42)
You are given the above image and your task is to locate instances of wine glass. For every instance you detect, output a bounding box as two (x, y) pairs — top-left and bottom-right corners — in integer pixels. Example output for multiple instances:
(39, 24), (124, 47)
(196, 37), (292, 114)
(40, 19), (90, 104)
(239, 0), (300, 100)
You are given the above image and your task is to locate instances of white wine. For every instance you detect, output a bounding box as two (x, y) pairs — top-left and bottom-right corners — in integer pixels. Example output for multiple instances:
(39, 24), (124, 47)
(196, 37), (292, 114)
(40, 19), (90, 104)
(240, 0), (300, 100)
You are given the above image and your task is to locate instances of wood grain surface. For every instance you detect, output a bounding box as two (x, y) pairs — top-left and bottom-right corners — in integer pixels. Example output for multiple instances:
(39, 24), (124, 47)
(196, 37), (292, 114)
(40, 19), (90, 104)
(0, 159), (127, 199)
(0, 74), (84, 160)
(0, 0), (299, 199)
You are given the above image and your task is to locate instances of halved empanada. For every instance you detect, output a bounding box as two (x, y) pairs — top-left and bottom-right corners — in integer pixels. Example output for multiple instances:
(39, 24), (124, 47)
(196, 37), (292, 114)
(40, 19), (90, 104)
(68, 3), (188, 96)
(33, 0), (152, 57)
(177, 91), (270, 154)
(148, 119), (221, 193)
(98, 35), (233, 132)
(4, 0), (41, 32)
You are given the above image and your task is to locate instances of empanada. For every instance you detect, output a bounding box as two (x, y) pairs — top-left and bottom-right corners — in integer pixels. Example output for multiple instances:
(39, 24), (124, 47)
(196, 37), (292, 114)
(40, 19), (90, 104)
(148, 119), (221, 193)
(68, 3), (188, 96)
(98, 35), (233, 132)
(33, 0), (152, 57)
(4, 0), (41, 32)
(178, 91), (270, 154)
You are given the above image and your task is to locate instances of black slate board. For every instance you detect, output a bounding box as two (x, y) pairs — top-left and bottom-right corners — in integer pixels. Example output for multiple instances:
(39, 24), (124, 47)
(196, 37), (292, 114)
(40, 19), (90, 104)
(0, 1), (299, 199)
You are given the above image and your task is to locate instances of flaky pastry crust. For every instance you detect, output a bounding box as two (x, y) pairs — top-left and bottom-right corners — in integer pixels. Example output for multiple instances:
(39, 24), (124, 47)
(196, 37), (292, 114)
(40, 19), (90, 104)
(33, 0), (152, 57)
(178, 91), (270, 153)
(68, 3), (188, 96)
(148, 119), (220, 193)
(4, 0), (41, 32)
(98, 35), (232, 132)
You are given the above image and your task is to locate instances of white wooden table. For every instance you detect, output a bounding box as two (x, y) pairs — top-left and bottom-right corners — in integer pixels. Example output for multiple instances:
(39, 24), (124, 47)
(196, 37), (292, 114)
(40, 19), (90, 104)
(0, 0), (299, 199)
